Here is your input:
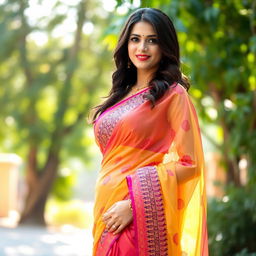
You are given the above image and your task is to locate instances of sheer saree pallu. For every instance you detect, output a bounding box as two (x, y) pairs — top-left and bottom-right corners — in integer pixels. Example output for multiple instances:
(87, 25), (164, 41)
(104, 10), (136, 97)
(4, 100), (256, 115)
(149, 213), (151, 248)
(93, 83), (208, 256)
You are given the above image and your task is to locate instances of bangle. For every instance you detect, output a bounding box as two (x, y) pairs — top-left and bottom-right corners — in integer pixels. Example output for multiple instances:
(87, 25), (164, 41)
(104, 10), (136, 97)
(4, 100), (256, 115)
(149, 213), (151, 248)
(128, 199), (133, 212)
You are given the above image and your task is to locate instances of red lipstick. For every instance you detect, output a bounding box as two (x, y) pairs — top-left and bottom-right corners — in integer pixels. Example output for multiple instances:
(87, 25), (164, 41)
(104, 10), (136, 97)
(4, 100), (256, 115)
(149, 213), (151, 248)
(136, 54), (150, 61)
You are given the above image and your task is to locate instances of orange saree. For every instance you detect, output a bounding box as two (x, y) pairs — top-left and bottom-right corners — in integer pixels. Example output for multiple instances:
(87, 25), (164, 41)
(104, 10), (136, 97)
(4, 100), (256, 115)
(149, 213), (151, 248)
(93, 83), (208, 256)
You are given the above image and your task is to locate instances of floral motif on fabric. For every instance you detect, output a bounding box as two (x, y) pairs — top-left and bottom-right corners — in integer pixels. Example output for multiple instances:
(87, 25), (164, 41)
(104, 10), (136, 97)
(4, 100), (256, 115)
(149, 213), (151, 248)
(96, 91), (148, 151)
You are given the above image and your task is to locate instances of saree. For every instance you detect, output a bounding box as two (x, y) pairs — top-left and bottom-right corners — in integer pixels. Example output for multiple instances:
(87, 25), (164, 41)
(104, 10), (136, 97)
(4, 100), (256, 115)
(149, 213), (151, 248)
(92, 83), (208, 256)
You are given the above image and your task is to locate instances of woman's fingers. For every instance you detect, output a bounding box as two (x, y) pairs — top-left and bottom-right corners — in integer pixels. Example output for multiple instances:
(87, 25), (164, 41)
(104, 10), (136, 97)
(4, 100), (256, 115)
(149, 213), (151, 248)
(113, 224), (124, 235)
(102, 213), (111, 222)
(104, 215), (122, 233)
(105, 217), (117, 230)
(102, 204), (116, 221)
(108, 223), (120, 233)
(102, 209), (115, 222)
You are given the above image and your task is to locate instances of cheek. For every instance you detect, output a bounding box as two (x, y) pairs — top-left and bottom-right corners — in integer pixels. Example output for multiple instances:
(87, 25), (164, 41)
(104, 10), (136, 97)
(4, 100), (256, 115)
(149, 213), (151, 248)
(158, 53), (162, 62)
(153, 48), (162, 62)
(128, 44), (135, 58)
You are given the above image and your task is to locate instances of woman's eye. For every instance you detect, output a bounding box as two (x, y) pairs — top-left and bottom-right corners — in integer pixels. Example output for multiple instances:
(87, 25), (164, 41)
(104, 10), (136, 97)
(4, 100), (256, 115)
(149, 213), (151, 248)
(148, 38), (158, 44)
(130, 37), (139, 42)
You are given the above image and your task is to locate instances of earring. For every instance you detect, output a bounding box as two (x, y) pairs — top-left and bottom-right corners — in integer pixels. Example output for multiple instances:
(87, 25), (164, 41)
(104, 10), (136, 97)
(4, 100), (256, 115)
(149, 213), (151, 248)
(127, 60), (131, 69)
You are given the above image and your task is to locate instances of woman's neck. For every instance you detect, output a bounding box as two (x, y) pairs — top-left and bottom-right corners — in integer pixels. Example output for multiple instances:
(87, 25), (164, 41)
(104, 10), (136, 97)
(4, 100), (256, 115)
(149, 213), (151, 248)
(134, 69), (156, 89)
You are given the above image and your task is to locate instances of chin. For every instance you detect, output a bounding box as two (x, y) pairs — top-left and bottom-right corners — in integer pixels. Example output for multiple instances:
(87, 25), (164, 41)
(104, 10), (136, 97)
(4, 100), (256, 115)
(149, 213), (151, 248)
(137, 66), (156, 72)
(134, 63), (152, 69)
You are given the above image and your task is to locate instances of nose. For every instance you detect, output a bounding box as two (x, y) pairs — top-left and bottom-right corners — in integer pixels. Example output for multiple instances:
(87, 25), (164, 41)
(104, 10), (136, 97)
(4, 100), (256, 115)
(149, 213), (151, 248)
(138, 40), (147, 51)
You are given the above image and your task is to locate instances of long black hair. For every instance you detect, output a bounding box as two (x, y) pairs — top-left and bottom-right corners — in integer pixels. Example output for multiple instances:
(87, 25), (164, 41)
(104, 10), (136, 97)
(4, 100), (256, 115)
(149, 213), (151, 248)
(92, 8), (189, 122)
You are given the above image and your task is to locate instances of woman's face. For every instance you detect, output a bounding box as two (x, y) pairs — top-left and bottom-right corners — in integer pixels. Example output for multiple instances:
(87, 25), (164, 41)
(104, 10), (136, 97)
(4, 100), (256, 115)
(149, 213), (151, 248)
(128, 21), (162, 73)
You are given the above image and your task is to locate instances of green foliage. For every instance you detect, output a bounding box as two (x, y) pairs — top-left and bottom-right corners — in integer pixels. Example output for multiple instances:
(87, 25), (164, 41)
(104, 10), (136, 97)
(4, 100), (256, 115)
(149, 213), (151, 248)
(51, 169), (77, 201)
(46, 198), (93, 229)
(208, 185), (256, 255)
(0, 0), (113, 201)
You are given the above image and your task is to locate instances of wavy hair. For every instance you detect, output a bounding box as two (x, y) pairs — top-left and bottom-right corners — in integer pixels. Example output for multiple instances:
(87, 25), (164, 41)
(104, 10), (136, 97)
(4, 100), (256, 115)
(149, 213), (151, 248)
(92, 8), (189, 122)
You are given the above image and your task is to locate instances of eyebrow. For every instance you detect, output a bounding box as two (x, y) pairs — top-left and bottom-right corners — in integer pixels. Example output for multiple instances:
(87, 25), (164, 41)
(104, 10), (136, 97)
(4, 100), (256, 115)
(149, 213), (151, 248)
(130, 33), (157, 37)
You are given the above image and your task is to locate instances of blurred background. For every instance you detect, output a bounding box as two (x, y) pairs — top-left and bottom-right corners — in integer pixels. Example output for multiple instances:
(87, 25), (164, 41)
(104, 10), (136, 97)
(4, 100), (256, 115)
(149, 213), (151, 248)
(0, 0), (255, 255)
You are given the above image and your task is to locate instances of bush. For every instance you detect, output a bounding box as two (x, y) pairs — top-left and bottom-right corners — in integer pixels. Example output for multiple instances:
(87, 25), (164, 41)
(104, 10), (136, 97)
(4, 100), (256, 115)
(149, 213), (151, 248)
(208, 185), (256, 256)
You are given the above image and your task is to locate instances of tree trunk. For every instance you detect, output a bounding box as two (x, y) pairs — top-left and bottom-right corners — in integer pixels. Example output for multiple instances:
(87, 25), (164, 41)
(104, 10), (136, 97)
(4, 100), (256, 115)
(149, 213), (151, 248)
(19, 192), (48, 226)
(19, 153), (59, 225)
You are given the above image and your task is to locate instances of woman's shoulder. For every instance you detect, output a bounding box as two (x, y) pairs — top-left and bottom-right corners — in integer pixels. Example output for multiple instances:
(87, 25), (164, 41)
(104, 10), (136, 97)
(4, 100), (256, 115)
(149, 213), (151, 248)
(165, 82), (189, 99)
(154, 82), (189, 109)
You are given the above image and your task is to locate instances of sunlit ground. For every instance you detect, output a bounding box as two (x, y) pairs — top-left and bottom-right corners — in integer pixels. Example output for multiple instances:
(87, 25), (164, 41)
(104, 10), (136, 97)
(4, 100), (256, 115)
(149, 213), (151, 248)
(0, 225), (92, 256)
(0, 202), (94, 256)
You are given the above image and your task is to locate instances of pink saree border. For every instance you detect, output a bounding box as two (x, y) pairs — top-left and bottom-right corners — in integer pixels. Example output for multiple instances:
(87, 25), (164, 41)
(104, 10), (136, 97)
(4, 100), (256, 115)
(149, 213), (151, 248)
(201, 204), (209, 255)
(126, 175), (139, 256)
(127, 166), (168, 256)
(96, 229), (120, 256)
(106, 235), (121, 256)
(93, 87), (150, 126)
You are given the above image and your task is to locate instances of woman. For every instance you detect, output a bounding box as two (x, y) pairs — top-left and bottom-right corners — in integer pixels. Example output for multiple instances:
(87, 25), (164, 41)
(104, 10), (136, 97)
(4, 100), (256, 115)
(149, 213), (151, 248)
(91, 8), (208, 256)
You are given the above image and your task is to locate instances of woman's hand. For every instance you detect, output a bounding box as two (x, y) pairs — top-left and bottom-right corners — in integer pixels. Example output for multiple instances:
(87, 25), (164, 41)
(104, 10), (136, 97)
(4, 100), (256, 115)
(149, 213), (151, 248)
(102, 200), (133, 235)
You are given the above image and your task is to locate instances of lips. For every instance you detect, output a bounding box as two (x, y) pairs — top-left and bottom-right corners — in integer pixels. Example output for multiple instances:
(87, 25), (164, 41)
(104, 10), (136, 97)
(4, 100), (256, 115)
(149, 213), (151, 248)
(136, 54), (150, 61)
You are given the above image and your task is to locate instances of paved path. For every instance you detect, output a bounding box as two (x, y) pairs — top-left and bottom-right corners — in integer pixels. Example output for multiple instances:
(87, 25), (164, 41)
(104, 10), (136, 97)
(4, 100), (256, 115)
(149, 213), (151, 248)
(0, 226), (93, 256)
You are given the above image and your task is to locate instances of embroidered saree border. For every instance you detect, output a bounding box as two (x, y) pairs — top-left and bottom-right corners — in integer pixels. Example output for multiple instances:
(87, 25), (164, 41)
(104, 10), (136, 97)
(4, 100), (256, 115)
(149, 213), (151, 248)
(94, 88), (149, 153)
(127, 166), (168, 256)
(94, 87), (149, 125)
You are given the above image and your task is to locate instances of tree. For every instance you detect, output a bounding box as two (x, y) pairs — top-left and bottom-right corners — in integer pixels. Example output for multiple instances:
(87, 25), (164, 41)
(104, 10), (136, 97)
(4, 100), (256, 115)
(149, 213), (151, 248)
(0, 0), (112, 225)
